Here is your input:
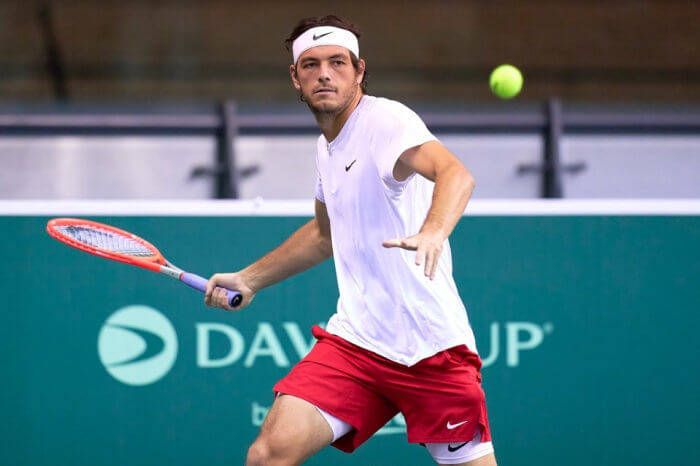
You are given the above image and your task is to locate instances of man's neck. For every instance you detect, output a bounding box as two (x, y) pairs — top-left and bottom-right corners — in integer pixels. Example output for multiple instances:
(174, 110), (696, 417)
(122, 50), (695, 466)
(316, 91), (363, 142)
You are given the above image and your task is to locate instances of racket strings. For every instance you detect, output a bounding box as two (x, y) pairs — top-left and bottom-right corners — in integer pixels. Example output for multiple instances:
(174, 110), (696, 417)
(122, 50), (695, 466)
(54, 225), (155, 257)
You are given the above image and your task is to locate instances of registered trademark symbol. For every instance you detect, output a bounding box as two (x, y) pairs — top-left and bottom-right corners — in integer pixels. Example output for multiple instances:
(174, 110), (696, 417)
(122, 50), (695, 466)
(543, 323), (554, 333)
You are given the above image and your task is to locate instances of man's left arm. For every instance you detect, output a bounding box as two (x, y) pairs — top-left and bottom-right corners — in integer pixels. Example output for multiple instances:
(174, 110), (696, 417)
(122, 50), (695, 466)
(382, 141), (475, 279)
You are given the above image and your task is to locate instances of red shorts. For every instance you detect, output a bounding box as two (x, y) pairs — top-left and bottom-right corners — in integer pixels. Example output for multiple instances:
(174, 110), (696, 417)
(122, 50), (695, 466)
(273, 325), (492, 453)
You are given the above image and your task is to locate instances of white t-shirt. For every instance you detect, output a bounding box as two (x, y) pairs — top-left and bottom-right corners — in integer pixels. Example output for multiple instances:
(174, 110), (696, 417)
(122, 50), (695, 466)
(316, 95), (477, 366)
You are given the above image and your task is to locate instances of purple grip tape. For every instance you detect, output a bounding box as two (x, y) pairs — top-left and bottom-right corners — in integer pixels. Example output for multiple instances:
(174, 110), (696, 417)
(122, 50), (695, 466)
(181, 272), (243, 308)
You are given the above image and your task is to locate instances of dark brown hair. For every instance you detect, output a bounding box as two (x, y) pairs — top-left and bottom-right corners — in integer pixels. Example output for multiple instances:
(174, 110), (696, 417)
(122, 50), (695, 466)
(285, 15), (368, 92)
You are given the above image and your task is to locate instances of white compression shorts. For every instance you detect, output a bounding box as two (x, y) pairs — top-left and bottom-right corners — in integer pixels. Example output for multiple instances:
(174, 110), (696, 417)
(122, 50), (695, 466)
(314, 405), (495, 464)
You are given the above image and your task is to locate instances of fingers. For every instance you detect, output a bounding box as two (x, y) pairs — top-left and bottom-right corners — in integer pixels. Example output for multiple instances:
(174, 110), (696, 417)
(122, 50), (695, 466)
(424, 248), (436, 280)
(207, 286), (235, 311)
(384, 234), (441, 279)
(418, 246), (439, 278)
(382, 238), (402, 248)
(430, 250), (438, 279)
(416, 243), (441, 280)
(423, 249), (431, 278)
(205, 274), (237, 311)
(213, 287), (234, 311)
(204, 275), (217, 306)
(382, 237), (418, 250)
(415, 247), (425, 267)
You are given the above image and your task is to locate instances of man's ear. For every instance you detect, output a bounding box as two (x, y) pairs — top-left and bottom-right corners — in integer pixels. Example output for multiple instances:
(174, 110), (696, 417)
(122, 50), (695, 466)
(289, 64), (301, 91)
(356, 59), (366, 85)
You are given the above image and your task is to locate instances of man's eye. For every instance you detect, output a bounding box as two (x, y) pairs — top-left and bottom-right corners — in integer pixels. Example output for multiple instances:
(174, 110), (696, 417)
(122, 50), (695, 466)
(334, 61), (344, 65)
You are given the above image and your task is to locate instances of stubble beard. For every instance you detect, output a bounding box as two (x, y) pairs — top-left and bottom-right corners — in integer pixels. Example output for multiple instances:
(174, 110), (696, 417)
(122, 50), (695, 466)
(304, 84), (360, 121)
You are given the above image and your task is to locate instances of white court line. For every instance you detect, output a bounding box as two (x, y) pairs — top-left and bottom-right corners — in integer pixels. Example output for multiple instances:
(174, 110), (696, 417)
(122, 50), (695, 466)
(1, 199), (699, 216)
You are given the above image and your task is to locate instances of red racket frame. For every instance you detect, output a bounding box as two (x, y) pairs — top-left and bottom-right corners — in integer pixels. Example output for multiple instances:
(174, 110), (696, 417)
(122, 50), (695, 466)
(46, 218), (166, 273)
(46, 217), (242, 308)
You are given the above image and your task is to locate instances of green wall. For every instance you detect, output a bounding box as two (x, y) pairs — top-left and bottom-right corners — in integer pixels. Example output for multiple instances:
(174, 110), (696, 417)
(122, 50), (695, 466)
(1, 216), (698, 465)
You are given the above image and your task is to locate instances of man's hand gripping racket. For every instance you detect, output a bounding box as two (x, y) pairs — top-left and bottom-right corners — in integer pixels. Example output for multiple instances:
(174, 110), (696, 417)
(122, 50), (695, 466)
(46, 218), (243, 309)
(204, 272), (256, 311)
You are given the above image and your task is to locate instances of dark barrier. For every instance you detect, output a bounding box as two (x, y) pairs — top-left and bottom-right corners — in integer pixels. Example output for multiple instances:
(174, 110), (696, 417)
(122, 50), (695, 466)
(1, 208), (697, 465)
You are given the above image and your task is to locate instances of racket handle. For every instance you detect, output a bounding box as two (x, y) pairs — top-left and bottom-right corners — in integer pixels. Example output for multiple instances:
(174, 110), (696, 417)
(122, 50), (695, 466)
(180, 273), (243, 308)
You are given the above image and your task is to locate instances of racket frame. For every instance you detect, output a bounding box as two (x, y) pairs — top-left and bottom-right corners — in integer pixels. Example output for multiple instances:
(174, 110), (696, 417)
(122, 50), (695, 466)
(46, 218), (241, 307)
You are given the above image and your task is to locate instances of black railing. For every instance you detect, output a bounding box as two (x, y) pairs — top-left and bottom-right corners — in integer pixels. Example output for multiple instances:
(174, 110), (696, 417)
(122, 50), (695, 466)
(1, 99), (699, 198)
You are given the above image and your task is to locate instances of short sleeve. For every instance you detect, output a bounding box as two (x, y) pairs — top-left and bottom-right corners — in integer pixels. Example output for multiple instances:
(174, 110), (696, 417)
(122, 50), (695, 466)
(371, 100), (437, 190)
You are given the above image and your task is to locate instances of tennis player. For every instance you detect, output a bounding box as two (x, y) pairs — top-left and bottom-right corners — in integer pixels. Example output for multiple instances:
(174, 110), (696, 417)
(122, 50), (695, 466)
(206, 15), (497, 466)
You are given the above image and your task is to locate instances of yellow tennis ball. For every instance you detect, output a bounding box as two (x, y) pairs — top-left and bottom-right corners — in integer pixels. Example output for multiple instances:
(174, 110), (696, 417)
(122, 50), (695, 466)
(489, 65), (523, 99)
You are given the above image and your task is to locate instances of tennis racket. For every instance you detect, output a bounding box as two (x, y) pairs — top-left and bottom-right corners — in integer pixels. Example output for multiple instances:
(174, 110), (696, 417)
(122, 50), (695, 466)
(46, 218), (242, 307)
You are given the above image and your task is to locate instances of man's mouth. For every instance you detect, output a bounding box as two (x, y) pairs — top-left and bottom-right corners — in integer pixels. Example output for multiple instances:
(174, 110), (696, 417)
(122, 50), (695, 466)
(314, 88), (335, 94)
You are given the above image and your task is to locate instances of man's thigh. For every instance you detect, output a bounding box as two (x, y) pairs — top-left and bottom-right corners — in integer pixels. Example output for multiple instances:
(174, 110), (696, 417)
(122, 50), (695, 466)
(251, 394), (333, 463)
(426, 427), (495, 465)
(438, 452), (497, 466)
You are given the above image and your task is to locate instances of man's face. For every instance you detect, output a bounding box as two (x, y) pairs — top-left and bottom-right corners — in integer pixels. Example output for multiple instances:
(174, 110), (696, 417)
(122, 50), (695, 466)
(290, 45), (365, 115)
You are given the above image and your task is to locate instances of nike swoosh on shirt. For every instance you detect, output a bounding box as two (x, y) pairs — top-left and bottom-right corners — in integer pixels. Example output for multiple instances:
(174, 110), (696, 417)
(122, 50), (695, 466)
(446, 420), (468, 430)
(345, 160), (357, 171)
(313, 32), (332, 40)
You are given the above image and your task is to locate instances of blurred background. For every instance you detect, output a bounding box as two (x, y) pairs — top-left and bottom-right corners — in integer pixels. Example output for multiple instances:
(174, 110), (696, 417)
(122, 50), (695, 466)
(1, 2), (699, 466)
(1, 0), (699, 200)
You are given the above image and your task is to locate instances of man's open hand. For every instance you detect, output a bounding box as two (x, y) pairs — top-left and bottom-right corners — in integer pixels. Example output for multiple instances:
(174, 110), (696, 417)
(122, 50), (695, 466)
(382, 231), (445, 280)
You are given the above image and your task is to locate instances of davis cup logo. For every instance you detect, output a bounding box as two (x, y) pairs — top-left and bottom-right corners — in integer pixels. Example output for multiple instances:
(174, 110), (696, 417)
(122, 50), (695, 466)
(98, 305), (178, 386)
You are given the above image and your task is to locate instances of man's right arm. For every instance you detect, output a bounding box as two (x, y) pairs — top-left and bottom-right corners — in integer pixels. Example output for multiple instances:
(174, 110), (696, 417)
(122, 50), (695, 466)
(205, 199), (332, 310)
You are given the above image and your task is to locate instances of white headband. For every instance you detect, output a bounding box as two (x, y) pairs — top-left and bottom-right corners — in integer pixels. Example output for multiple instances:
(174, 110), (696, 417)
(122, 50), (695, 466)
(292, 26), (360, 64)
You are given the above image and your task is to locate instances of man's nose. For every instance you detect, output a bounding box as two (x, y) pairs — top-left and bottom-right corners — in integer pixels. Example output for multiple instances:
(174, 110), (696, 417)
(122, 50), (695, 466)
(318, 62), (332, 81)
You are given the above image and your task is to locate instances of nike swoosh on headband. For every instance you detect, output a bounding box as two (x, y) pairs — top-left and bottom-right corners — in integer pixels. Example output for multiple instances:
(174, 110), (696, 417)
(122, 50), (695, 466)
(313, 32), (333, 40)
